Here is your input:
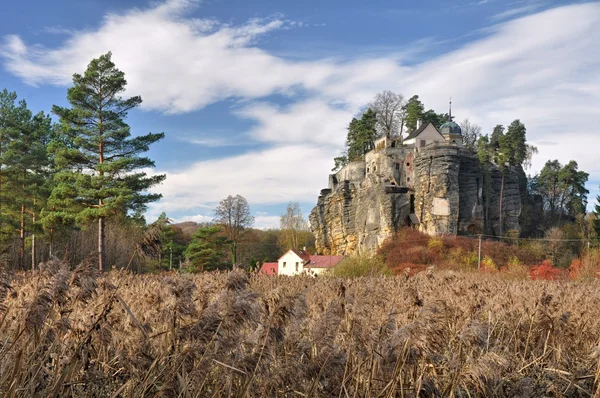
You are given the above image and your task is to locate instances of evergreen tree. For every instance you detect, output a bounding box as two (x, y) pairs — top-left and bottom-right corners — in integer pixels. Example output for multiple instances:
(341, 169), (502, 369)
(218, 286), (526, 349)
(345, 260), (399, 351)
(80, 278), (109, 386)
(347, 109), (378, 161)
(332, 109), (378, 171)
(50, 52), (165, 271)
(184, 225), (231, 272)
(489, 125), (504, 151)
(0, 90), (53, 269)
(534, 159), (589, 225)
(402, 95), (424, 131)
(421, 109), (448, 128)
(3, 109), (52, 269)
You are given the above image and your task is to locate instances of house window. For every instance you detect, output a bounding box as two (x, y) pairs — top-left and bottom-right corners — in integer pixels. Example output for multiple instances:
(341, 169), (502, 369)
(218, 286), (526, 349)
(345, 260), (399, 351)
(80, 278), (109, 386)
(420, 140), (426, 147)
(295, 262), (299, 272)
(283, 262), (286, 268)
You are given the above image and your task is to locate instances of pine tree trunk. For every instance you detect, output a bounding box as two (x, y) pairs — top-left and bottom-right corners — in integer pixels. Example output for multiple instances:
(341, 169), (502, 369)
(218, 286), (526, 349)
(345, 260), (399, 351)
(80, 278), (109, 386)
(49, 227), (53, 258)
(20, 203), (25, 270)
(499, 173), (505, 237)
(31, 233), (35, 271)
(98, 212), (105, 272)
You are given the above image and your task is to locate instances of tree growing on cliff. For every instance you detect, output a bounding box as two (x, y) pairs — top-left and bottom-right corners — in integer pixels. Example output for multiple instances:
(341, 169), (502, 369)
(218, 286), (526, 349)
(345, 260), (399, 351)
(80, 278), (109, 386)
(214, 194), (254, 265)
(402, 95), (424, 132)
(370, 91), (404, 139)
(460, 118), (482, 150)
(332, 109), (378, 171)
(51, 52), (165, 271)
(477, 120), (537, 235)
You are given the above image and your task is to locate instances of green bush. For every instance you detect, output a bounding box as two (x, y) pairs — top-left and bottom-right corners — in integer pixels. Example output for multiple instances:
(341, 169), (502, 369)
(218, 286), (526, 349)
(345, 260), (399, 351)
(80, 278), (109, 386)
(329, 255), (392, 278)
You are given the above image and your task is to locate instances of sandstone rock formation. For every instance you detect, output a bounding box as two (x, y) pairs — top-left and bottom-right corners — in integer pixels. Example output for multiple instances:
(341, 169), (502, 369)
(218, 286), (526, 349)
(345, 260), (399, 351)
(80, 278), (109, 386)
(310, 142), (522, 256)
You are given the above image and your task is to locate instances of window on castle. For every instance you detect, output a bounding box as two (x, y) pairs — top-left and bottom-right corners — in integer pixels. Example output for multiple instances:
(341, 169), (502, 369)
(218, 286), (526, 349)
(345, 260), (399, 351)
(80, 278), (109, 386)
(406, 162), (410, 167)
(407, 177), (411, 182)
(452, 140), (456, 143)
(395, 163), (400, 170)
(391, 141), (396, 148)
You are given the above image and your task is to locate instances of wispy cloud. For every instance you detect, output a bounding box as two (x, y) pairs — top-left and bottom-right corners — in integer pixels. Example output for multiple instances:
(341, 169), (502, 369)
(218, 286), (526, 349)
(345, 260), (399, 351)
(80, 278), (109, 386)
(490, 3), (546, 21)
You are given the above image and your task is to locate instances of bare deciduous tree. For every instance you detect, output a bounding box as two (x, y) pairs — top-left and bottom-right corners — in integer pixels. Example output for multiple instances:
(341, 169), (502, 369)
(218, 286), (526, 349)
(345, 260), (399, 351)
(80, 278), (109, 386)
(460, 118), (482, 150)
(279, 202), (308, 250)
(370, 91), (405, 140)
(214, 194), (254, 265)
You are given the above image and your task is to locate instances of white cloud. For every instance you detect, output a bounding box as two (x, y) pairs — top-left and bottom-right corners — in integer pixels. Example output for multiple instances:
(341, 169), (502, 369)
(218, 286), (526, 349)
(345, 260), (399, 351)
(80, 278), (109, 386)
(490, 3), (545, 21)
(2, 0), (600, 219)
(236, 99), (353, 147)
(149, 144), (334, 213)
(254, 215), (280, 230)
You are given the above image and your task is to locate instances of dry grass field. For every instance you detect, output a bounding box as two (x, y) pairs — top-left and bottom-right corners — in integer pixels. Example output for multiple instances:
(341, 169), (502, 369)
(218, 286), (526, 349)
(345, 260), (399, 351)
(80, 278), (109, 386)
(1, 259), (600, 397)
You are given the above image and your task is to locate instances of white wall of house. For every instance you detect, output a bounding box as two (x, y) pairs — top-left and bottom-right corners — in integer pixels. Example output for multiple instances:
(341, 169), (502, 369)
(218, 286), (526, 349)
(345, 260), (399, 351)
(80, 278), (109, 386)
(278, 251), (305, 276)
(404, 124), (445, 148)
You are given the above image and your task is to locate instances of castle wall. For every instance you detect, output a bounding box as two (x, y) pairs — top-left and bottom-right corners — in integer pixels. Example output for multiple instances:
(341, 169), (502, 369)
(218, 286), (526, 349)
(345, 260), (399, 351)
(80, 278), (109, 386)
(310, 143), (523, 255)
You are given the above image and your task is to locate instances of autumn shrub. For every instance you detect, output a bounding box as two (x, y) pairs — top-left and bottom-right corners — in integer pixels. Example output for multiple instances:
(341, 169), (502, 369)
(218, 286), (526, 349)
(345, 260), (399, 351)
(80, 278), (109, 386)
(330, 255), (391, 278)
(530, 260), (565, 280)
(480, 255), (498, 272)
(569, 249), (600, 279)
(502, 256), (530, 279)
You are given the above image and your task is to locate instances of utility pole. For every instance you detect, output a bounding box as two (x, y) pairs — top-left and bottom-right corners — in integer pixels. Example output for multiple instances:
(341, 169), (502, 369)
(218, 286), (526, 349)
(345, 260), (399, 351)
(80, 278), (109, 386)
(478, 234), (482, 270)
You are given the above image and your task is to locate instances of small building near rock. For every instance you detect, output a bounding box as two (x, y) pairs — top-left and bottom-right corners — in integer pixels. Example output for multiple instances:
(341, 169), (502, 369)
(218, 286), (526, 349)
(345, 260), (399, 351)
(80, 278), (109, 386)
(261, 249), (344, 276)
(403, 121), (446, 150)
(259, 262), (278, 275)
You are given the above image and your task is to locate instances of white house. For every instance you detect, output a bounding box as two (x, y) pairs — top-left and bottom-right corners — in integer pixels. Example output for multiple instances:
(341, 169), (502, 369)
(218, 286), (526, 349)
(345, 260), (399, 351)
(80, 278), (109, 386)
(260, 249), (344, 276)
(403, 122), (446, 150)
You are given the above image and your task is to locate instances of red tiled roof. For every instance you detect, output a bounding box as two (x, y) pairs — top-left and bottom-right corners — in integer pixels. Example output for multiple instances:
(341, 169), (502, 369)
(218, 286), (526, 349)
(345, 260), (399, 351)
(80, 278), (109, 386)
(259, 262), (278, 275)
(305, 255), (344, 269)
(290, 249), (311, 263)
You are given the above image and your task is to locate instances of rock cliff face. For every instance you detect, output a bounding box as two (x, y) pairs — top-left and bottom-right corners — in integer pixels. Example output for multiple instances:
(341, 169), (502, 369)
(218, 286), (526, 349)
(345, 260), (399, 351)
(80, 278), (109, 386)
(310, 143), (522, 255)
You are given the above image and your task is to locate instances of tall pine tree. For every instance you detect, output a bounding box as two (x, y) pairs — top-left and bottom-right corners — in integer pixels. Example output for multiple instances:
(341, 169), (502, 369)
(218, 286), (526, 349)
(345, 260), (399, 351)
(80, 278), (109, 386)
(51, 52), (165, 271)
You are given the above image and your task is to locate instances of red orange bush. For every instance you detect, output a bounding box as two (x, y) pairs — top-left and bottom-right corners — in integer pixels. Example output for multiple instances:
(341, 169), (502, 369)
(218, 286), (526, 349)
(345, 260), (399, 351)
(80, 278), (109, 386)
(529, 260), (565, 280)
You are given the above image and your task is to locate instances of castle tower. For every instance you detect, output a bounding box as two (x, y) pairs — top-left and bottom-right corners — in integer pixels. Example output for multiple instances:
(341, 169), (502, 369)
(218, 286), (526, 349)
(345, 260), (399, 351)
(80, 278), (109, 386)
(439, 98), (463, 147)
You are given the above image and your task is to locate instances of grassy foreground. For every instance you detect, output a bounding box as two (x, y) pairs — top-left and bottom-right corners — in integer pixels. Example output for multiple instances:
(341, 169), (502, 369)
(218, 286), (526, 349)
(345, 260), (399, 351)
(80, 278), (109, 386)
(1, 260), (600, 397)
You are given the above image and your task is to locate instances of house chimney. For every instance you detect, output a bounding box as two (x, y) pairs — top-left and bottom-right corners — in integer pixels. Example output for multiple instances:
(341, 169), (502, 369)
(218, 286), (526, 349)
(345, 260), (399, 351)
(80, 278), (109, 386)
(417, 119), (422, 129)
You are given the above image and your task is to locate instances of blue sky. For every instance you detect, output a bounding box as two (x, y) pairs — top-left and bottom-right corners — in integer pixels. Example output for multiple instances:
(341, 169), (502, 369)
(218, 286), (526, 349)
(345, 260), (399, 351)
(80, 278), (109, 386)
(1, 0), (598, 228)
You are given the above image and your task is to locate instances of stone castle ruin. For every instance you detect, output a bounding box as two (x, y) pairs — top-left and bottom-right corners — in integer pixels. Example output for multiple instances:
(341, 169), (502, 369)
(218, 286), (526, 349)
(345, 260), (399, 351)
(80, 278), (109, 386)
(309, 112), (523, 255)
